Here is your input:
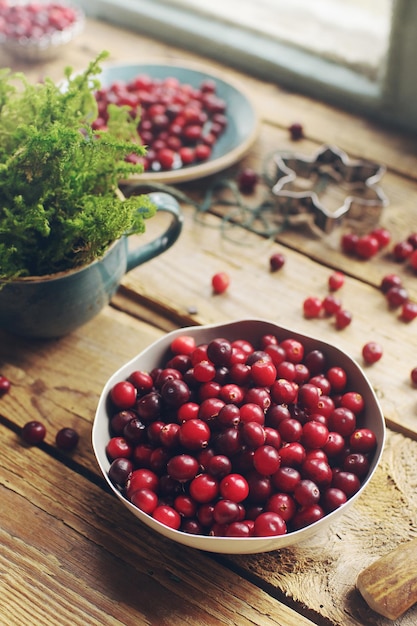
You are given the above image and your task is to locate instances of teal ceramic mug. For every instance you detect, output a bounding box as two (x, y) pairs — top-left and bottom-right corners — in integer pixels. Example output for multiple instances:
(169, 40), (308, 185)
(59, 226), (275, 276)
(0, 192), (183, 338)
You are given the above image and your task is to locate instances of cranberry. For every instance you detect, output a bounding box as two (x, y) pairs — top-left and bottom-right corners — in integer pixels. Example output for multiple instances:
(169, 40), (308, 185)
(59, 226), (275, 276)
(21, 420), (46, 445)
(153, 505), (181, 530)
(380, 273), (402, 293)
(341, 232), (359, 255)
(362, 341), (383, 364)
(55, 427), (79, 451)
(409, 249), (417, 272)
(289, 122), (304, 140)
(400, 301), (417, 322)
(110, 381), (137, 409)
(211, 271), (230, 294)
(303, 296), (323, 318)
(392, 240), (413, 262)
(385, 285), (408, 308)
(131, 488), (158, 515)
(167, 454), (199, 481)
(355, 234), (379, 259)
(411, 367), (417, 386)
(370, 227), (391, 249)
(328, 271), (345, 292)
(0, 375), (11, 396)
(108, 457), (133, 488)
(335, 309), (352, 330)
(237, 168), (258, 194)
(254, 511), (287, 536)
(269, 252), (286, 272)
(321, 487), (347, 512)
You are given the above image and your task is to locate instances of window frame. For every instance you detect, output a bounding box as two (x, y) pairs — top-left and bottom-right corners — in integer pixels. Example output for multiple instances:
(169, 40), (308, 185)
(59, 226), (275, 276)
(79, 0), (417, 133)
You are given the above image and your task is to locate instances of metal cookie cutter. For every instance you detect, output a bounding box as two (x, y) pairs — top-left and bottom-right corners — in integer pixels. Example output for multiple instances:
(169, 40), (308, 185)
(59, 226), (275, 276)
(271, 145), (388, 235)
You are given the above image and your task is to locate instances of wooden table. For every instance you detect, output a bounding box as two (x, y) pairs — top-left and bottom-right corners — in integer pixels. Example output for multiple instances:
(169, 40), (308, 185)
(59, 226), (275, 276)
(1, 18), (417, 626)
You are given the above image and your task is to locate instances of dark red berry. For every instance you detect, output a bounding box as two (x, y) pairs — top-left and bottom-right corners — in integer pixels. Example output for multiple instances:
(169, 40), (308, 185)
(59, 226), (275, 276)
(55, 427), (79, 451)
(21, 421), (46, 445)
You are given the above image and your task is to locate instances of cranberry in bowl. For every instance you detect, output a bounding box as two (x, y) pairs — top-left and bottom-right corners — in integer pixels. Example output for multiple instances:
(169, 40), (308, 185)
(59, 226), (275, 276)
(0, 1), (85, 62)
(92, 319), (385, 554)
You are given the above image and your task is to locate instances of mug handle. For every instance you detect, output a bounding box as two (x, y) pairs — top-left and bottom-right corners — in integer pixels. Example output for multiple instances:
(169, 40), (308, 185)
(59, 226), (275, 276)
(126, 191), (183, 272)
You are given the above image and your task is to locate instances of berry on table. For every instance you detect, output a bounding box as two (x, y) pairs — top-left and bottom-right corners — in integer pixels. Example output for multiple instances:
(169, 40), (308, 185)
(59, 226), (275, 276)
(355, 234), (380, 260)
(21, 420), (46, 445)
(411, 367), (417, 386)
(335, 309), (352, 330)
(328, 271), (345, 291)
(400, 301), (417, 322)
(0, 375), (11, 396)
(303, 296), (323, 319)
(55, 427), (79, 451)
(362, 341), (383, 364)
(289, 122), (304, 140)
(269, 252), (286, 272)
(212, 272), (230, 294)
(237, 168), (259, 194)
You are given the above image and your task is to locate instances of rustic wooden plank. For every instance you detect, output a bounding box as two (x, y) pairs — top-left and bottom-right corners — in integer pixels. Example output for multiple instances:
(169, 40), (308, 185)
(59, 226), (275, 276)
(0, 308), (163, 475)
(0, 424), (317, 626)
(120, 204), (417, 438)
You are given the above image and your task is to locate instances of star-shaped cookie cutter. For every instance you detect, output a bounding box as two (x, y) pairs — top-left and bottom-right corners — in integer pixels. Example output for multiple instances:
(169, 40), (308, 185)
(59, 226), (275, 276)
(271, 145), (389, 235)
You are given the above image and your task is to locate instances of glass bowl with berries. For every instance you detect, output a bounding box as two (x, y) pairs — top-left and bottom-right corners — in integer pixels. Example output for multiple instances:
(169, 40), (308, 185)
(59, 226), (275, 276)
(0, 1), (85, 62)
(92, 319), (385, 554)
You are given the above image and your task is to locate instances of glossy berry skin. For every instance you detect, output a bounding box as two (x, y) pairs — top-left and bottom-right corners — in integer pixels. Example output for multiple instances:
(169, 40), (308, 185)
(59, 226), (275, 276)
(55, 427), (79, 451)
(355, 234), (380, 259)
(328, 271), (345, 292)
(110, 381), (137, 409)
(362, 342), (383, 364)
(21, 420), (46, 445)
(289, 122), (304, 140)
(238, 168), (258, 194)
(335, 309), (352, 330)
(0, 375), (11, 396)
(303, 296), (323, 319)
(211, 272), (230, 294)
(269, 252), (286, 272)
(400, 301), (417, 322)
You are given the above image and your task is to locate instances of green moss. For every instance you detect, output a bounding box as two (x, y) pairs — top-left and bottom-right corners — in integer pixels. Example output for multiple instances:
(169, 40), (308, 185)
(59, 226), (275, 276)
(0, 51), (155, 279)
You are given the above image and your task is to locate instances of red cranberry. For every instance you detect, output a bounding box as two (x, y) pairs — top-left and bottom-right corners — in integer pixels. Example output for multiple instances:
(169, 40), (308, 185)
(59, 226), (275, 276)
(55, 427), (79, 451)
(21, 420), (46, 445)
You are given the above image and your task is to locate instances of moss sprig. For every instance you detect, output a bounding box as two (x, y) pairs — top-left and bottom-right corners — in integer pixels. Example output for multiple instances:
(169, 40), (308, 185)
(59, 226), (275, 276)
(0, 51), (155, 279)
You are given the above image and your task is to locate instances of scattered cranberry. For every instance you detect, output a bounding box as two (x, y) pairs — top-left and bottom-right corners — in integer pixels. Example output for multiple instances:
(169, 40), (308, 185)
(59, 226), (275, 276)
(21, 420), (46, 445)
(335, 309), (352, 330)
(362, 341), (383, 364)
(55, 427), (79, 451)
(289, 122), (304, 140)
(400, 301), (417, 322)
(269, 252), (286, 272)
(408, 233), (417, 248)
(211, 271), (230, 294)
(238, 168), (258, 194)
(103, 331), (379, 538)
(380, 273), (402, 293)
(341, 232), (359, 255)
(385, 285), (408, 308)
(409, 249), (417, 272)
(328, 271), (345, 292)
(370, 227), (391, 249)
(303, 296), (323, 319)
(392, 240), (413, 262)
(411, 367), (417, 386)
(355, 234), (380, 260)
(0, 375), (11, 396)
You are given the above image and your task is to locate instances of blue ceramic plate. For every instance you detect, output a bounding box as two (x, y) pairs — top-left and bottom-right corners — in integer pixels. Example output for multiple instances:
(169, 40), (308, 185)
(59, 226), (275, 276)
(97, 62), (259, 184)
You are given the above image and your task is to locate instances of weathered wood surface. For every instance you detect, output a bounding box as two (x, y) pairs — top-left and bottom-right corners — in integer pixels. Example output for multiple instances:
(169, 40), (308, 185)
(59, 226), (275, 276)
(1, 15), (417, 626)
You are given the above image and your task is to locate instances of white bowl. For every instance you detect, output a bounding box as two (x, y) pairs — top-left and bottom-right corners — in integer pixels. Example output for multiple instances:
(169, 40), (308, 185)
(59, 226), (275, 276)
(92, 319), (385, 554)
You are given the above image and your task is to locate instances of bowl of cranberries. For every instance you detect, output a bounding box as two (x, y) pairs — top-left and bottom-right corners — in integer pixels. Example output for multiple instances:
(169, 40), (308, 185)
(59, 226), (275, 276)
(92, 319), (385, 554)
(0, 1), (85, 62)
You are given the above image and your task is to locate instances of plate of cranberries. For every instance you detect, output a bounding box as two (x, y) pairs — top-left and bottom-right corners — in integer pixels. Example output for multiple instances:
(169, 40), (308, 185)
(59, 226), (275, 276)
(93, 62), (259, 184)
(93, 319), (385, 554)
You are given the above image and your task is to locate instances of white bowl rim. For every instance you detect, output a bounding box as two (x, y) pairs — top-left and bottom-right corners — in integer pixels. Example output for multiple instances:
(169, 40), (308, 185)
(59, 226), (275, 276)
(92, 318), (386, 554)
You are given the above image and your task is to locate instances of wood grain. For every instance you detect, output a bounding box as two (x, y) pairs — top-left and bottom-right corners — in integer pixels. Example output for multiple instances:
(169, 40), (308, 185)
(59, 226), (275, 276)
(0, 426), (316, 626)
